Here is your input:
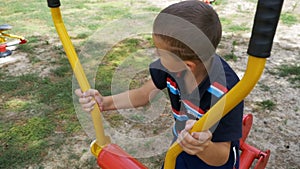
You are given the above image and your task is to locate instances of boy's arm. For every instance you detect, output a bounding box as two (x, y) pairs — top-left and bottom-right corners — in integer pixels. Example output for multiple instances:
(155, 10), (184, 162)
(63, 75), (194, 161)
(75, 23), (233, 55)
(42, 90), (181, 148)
(103, 79), (160, 110)
(196, 141), (231, 166)
(178, 120), (231, 166)
(75, 79), (160, 112)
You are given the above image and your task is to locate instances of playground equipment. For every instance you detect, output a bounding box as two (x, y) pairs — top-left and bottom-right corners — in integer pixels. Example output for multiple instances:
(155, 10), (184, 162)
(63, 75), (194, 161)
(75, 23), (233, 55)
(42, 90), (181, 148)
(0, 24), (27, 58)
(240, 114), (271, 169)
(47, 0), (283, 168)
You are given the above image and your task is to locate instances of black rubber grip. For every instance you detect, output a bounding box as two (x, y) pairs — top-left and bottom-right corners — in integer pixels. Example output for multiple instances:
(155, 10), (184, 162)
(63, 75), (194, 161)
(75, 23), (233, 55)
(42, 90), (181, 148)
(47, 0), (61, 8)
(247, 0), (284, 58)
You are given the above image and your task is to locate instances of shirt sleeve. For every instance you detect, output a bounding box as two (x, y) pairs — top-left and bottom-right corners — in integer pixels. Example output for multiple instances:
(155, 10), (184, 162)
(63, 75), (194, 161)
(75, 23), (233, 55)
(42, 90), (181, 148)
(149, 59), (168, 90)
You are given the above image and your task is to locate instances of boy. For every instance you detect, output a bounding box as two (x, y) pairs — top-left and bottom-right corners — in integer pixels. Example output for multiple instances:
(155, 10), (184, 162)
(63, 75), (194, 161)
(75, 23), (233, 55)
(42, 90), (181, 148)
(75, 1), (243, 168)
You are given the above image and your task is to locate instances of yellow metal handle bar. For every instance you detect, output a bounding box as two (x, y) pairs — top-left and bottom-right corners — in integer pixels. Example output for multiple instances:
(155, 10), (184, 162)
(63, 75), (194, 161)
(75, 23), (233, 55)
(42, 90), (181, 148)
(49, 7), (110, 150)
(0, 32), (25, 40)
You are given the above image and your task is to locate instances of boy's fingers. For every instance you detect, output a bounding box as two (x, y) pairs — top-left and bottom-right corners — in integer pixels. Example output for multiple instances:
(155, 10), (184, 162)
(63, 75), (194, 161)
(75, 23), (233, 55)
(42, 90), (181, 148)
(83, 106), (94, 112)
(74, 88), (83, 97)
(178, 130), (203, 155)
(177, 129), (188, 143)
(75, 88), (103, 112)
(185, 120), (196, 130)
(81, 100), (96, 112)
(83, 89), (99, 97)
(82, 100), (96, 108)
(93, 92), (102, 105)
(191, 130), (212, 144)
(178, 129), (197, 146)
(79, 96), (93, 104)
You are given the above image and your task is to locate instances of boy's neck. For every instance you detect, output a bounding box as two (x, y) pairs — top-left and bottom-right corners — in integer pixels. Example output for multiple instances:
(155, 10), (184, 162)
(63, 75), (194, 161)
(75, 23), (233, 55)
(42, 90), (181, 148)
(184, 59), (211, 94)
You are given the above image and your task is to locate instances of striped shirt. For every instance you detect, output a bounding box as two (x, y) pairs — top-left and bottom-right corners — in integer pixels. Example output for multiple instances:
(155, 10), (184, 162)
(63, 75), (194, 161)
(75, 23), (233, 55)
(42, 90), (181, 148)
(150, 54), (243, 168)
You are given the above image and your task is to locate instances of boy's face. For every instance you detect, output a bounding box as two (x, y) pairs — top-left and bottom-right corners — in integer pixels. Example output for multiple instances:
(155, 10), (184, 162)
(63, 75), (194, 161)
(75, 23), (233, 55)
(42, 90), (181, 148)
(154, 36), (188, 73)
(157, 49), (188, 73)
(155, 36), (208, 91)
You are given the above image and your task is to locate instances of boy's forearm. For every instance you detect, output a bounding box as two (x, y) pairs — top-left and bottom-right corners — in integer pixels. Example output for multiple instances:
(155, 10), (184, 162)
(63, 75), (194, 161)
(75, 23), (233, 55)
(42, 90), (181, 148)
(196, 141), (231, 166)
(102, 89), (152, 111)
(101, 95), (115, 111)
(101, 80), (159, 111)
(103, 91), (142, 111)
(102, 92), (137, 111)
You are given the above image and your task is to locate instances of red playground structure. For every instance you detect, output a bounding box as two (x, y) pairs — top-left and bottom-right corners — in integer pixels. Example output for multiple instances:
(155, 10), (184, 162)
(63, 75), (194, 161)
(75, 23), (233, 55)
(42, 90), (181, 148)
(239, 114), (271, 169)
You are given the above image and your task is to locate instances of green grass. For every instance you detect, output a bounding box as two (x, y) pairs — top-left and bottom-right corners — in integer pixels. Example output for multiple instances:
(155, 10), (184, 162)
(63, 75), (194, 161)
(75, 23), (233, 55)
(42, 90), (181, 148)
(95, 36), (154, 96)
(0, 40), (78, 168)
(223, 40), (238, 62)
(0, 117), (54, 168)
(142, 6), (162, 12)
(220, 17), (232, 26)
(0, 70), (79, 168)
(18, 36), (40, 53)
(228, 24), (250, 32)
(220, 17), (250, 33)
(105, 113), (125, 128)
(0, 0), (52, 35)
(258, 83), (271, 91)
(280, 12), (298, 26)
(224, 53), (238, 61)
(256, 100), (276, 111)
(277, 64), (300, 87)
(213, 0), (227, 5)
(0, 0), (144, 37)
(1, 0), (160, 167)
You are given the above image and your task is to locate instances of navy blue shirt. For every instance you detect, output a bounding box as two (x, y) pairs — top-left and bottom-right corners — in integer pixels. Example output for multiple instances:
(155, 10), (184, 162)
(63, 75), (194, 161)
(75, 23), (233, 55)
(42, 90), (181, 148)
(149, 55), (243, 169)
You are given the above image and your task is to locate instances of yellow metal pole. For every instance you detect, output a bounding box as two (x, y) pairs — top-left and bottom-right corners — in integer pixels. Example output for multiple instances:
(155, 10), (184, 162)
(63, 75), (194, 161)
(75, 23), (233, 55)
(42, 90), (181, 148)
(164, 56), (266, 168)
(49, 6), (110, 153)
(1, 32), (25, 40)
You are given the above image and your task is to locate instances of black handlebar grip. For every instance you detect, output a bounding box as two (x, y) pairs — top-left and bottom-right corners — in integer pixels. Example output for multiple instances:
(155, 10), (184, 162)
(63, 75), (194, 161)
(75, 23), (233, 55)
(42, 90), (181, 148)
(47, 0), (61, 8)
(247, 0), (284, 58)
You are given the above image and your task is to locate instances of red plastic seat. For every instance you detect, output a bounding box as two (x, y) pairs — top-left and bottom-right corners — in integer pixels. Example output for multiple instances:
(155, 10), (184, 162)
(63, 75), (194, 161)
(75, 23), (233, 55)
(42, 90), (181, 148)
(239, 114), (271, 169)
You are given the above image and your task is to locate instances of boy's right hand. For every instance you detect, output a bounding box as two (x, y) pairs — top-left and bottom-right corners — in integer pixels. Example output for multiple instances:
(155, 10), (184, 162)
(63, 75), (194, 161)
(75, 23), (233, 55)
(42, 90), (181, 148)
(75, 89), (104, 112)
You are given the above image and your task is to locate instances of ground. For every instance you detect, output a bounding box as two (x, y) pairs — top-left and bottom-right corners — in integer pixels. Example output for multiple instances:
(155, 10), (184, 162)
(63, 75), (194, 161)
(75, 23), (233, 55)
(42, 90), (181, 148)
(0, 0), (299, 169)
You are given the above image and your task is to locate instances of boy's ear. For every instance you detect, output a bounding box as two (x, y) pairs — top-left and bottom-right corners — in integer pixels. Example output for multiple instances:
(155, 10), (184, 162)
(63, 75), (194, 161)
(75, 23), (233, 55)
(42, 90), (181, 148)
(185, 61), (197, 70)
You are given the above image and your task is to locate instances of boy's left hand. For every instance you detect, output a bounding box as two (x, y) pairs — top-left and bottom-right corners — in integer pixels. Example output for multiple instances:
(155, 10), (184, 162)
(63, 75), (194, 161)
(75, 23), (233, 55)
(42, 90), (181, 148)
(177, 120), (212, 155)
